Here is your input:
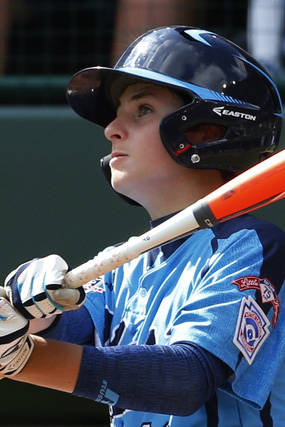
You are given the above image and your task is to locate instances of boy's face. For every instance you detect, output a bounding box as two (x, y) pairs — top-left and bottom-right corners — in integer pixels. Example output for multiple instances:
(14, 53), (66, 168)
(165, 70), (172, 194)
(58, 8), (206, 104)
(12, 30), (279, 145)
(104, 82), (189, 203)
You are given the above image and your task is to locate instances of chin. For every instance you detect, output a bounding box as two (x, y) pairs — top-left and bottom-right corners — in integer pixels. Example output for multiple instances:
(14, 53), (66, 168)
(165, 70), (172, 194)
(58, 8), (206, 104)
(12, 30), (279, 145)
(112, 178), (142, 202)
(112, 176), (132, 195)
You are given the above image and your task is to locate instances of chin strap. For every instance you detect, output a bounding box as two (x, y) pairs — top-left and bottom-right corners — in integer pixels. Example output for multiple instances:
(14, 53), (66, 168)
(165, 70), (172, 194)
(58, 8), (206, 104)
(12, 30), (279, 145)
(100, 154), (141, 206)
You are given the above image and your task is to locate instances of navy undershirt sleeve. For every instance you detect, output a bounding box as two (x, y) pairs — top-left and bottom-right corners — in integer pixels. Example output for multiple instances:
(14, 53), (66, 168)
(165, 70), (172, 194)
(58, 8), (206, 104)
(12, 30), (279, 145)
(73, 342), (231, 416)
(40, 306), (94, 345)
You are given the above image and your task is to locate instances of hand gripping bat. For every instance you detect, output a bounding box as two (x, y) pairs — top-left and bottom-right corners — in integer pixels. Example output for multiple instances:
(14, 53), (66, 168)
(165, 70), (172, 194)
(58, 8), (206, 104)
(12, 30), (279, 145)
(63, 149), (285, 289)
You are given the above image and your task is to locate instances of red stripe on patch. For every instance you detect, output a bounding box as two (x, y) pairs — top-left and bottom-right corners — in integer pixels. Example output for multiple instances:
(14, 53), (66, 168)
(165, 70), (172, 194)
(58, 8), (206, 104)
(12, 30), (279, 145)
(232, 276), (280, 327)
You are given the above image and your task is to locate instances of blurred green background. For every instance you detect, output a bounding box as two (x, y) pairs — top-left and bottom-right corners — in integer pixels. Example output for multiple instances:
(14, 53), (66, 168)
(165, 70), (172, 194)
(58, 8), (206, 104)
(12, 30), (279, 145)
(0, 1), (284, 426)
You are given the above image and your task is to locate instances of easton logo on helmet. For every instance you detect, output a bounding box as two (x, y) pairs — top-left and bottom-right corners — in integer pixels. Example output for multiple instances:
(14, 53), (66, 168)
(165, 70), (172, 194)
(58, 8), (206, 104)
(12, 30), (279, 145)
(213, 106), (257, 121)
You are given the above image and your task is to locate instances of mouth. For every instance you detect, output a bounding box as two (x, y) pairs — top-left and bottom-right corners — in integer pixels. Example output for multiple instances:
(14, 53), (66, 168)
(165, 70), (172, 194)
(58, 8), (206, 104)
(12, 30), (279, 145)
(110, 152), (128, 165)
(111, 152), (128, 159)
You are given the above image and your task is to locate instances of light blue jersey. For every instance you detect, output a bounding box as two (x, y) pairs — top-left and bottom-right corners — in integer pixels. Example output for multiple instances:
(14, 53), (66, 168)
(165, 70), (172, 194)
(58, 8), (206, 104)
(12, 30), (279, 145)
(84, 215), (285, 426)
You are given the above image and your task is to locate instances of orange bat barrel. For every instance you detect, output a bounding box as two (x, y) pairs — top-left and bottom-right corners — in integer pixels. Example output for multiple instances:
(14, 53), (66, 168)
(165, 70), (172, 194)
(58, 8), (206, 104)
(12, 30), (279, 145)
(193, 150), (285, 227)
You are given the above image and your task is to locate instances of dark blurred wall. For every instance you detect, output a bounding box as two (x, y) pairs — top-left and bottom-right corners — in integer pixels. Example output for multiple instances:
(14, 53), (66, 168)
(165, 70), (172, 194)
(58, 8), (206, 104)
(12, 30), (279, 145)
(0, 106), (148, 426)
(0, 107), (149, 273)
(0, 106), (283, 425)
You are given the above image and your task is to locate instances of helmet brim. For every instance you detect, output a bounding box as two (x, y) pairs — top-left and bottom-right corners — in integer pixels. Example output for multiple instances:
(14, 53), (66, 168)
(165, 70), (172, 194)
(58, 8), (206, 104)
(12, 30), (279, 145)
(66, 65), (202, 127)
(66, 66), (122, 127)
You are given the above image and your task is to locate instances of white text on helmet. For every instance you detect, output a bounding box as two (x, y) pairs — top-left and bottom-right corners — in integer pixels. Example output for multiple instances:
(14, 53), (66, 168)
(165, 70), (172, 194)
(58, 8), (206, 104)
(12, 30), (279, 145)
(213, 106), (256, 121)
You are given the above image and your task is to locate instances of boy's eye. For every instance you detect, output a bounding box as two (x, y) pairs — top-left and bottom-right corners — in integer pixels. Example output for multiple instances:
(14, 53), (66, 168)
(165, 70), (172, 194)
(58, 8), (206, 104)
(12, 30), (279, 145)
(137, 104), (152, 117)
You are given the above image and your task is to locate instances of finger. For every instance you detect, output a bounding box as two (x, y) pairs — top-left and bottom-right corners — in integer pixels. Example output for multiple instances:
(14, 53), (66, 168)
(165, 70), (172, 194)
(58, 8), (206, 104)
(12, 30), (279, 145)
(52, 288), (85, 306)
(0, 298), (28, 335)
(0, 287), (7, 299)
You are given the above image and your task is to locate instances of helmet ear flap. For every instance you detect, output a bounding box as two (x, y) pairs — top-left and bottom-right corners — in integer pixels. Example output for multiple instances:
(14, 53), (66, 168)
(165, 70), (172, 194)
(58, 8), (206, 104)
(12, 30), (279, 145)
(160, 99), (280, 172)
(100, 155), (141, 206)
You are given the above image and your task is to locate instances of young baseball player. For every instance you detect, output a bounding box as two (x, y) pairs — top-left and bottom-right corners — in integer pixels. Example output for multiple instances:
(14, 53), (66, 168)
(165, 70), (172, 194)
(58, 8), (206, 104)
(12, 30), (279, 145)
(0, 26), (285, 426)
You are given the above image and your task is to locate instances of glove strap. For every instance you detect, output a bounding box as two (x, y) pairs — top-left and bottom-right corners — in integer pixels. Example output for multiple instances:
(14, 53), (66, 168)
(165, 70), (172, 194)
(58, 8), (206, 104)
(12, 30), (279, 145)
(0, 335), (34, 376)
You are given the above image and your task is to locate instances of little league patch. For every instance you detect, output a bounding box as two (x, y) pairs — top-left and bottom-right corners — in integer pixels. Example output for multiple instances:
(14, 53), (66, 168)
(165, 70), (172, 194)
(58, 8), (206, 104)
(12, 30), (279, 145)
(233, 296), (270, 365)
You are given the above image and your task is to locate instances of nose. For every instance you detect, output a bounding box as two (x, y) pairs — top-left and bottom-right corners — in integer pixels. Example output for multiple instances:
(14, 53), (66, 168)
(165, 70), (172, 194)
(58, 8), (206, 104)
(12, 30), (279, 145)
(104, 117), (127, 143)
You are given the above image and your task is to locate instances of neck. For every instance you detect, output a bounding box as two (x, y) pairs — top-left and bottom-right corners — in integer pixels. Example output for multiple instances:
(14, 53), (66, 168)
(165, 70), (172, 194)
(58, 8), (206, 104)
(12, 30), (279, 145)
(136, 169), (225, 220)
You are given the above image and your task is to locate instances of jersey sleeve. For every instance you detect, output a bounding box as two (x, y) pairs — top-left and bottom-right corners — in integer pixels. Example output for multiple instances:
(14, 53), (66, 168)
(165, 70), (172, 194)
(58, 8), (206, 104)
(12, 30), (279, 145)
(169, 218), (285, 409)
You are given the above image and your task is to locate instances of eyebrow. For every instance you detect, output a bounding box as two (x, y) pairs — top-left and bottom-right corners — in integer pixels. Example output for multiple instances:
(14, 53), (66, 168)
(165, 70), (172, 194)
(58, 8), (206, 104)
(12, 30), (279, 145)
(117, 88), (157, 107)
(130, 89), (157, 101)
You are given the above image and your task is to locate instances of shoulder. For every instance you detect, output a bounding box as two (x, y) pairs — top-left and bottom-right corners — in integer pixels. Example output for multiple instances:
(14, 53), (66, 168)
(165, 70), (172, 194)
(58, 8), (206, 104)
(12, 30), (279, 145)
(212, 214), (285, 244)
(212, 215), (285, 287)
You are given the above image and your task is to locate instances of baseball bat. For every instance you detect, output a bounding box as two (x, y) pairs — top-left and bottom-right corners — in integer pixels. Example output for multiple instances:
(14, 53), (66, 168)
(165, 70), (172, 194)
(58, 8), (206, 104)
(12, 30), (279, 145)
(64, 149), (285, 289)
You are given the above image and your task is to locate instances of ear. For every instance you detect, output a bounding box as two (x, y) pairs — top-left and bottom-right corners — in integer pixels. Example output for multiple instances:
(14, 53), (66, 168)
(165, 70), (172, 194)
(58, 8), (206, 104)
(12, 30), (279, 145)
(185, 124), (225, 144)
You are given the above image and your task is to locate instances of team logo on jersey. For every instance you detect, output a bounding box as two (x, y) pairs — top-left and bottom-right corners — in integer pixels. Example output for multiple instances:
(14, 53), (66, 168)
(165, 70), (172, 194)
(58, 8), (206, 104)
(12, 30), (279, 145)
(232, 276), (280, 327)
(83, 278), (105, 293)
(233, 296), (270, 365)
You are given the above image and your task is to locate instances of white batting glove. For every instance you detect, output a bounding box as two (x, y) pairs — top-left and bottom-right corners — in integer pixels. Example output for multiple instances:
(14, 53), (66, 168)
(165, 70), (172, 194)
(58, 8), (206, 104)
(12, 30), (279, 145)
(0, 295), (34, 376)
(4, 255), (85, 319)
